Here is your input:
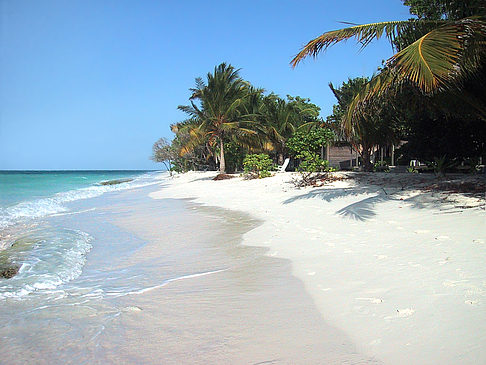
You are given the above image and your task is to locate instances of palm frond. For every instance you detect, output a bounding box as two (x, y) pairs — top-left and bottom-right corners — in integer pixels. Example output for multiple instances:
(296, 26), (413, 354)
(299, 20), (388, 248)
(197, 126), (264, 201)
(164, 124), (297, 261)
(388, 23), (463, 92)
(291, 20), (444, 67)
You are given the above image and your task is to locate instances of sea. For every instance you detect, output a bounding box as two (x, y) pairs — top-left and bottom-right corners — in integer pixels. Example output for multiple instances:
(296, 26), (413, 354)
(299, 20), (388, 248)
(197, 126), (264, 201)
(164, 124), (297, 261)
(0, 170), (374, 364)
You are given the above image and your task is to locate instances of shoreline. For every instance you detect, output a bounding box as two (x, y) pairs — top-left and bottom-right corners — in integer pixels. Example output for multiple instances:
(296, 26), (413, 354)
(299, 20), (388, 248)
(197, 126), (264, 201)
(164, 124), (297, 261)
(151, 171), (486, 364)
(1, 183), (375, 364)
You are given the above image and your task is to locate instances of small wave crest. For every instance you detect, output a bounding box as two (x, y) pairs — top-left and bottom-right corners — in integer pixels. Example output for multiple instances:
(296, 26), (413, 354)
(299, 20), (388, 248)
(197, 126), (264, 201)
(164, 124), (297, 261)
(0, 172), (164, 231)
(0, 228), (93, 300)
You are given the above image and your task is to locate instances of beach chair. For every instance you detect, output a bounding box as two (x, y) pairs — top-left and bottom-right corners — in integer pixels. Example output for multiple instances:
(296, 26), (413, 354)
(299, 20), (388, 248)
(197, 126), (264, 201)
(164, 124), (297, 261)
(278, 157), (290, 172)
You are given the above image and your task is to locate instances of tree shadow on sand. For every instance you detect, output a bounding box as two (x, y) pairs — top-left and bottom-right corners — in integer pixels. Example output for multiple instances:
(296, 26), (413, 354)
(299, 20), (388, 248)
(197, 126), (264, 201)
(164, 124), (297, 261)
(335, 194), (389, 221)
(191, 175), (218, 182)
(283, 179), (482, 221)
(282, 187), (400, 221)
(282, 187), (376, 204)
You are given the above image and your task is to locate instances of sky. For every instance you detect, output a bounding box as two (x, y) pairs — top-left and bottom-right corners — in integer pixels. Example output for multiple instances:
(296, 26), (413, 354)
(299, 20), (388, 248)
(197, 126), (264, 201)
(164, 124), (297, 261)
(0, 0), (411, 170)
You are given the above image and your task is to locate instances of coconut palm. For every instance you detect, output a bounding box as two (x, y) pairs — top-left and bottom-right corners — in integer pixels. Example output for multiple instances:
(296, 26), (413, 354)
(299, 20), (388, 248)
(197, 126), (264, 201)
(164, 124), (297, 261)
(328, 77), (401, 171)
(259, 95), (300, 164)
(291, 9), (486, 128)
(178, 63), (260, 173)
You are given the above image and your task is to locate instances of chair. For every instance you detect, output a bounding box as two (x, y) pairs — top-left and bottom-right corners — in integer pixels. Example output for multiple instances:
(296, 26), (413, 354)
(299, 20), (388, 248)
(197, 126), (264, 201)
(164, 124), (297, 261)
(278, 157), (290, 172)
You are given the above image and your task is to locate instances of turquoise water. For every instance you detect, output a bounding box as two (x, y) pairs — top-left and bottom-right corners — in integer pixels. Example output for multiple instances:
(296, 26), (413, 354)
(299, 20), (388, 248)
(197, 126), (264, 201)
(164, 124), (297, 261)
(0, 170), (158, 230)
(0, 170), (152, 207)
(0, 170), (163, 297)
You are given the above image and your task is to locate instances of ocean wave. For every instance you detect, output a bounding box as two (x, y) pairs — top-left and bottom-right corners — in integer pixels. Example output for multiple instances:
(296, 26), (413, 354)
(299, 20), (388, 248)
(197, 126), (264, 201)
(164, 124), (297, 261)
(0, 172), (165, 231)
(0, 228), (93, 300)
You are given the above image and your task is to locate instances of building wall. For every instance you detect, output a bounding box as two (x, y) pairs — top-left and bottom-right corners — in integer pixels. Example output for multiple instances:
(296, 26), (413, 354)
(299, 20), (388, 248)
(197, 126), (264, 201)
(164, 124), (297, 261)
(328, 145), (358, 169)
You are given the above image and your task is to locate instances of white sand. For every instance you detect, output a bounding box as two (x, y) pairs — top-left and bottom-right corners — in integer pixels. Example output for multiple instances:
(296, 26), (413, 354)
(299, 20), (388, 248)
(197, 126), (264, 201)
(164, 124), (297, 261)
(150, 171), (486, 364)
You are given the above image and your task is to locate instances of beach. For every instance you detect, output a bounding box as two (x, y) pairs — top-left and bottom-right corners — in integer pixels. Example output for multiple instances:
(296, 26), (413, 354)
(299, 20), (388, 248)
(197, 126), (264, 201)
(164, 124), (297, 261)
(151, 171), (486, 364)
(0, 174), (376, 364)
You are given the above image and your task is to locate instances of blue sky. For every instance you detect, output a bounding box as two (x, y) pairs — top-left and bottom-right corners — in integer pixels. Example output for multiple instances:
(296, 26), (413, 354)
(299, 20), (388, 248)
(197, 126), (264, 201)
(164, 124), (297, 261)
(0, 0), (410, 170)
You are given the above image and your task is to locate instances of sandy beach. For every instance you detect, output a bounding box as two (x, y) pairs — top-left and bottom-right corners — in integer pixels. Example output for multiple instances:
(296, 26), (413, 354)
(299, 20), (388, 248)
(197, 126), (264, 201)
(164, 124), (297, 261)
(151, 171), (486, 364)
(1, 182), (378, 364)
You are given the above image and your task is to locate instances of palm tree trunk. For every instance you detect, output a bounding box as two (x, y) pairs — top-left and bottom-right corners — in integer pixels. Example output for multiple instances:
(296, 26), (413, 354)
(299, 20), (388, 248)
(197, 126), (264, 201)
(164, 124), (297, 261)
(362, 148), (373, 172)
(219, 139), (226, 173)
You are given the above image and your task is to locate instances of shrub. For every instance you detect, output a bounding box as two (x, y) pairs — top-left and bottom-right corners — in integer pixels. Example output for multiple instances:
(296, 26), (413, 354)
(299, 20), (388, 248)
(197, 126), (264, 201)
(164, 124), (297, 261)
(243, 154), (275, 179)
(287, 129), (335, 157)
(296, 151), (332, 183)
(428, 155), (456, 177)
(373, 161), (390, 172)
(287, 128), (335, 184)
(298, 151), (329, 173)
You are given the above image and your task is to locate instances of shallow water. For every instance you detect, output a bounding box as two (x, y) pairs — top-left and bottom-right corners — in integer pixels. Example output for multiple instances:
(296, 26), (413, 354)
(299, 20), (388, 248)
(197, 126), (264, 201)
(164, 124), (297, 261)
(0, 170), (158, 232)
(0, 182), (377, 364)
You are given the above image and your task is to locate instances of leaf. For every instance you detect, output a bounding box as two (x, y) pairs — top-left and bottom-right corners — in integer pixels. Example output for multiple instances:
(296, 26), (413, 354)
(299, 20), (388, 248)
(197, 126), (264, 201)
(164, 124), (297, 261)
(291, 20), (444, 67)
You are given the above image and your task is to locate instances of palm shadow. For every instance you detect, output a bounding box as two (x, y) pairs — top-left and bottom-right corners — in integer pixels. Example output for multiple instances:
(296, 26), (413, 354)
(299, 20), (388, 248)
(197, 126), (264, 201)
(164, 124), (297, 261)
(283, 187), (375, 204)
(283, 186), (391, 221)
(192, 176), (218, 182)
(335, 194), (389, 221)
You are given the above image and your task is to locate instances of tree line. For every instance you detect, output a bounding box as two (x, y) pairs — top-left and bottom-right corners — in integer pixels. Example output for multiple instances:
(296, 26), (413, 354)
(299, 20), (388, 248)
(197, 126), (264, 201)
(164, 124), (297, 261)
(153, 63), (329, 174)
(154, 0), (485, 174)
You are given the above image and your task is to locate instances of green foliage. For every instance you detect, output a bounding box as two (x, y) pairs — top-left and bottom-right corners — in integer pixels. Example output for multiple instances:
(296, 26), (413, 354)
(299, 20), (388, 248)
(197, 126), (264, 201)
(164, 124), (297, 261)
(224, 141), (246, 173)
(428, 155), (456, 176)
(243, 154), (275, 179)
(287, 128), (335, 181)
(287, 128), (335, 157)
(286, 95), (321, 127)
(327, 77), (402, 171)
(295, 151), (332, 184)
(291, 2), (486, 129)
(177, 63), (261, 173)
(257, 94), (323, 160)
(298, 151), (329, 173)
(407, 166), (419, 173)
(394, 94), (486, 166)
(403, 0), (485, 20)
(373, 161), (390, 172)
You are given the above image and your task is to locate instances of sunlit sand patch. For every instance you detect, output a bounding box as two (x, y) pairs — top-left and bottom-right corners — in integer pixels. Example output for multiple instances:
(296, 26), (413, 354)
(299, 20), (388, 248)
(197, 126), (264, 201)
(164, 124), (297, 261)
(414, 230), (431, 234)
(408, 262), (421, 267)
(438, 257), (450, 265)
(317, 285), (332, 292)
(397, 308), (415, 318)
(356, 297), (383, 304)
(443, 279), (468, 287)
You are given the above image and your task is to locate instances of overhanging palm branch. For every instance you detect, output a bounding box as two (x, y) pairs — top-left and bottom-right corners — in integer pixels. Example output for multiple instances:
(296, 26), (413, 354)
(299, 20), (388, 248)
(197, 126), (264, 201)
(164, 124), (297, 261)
(292, 17), (486, 130)
(292, 18), (485, 93)
(291, 20), (445, 66)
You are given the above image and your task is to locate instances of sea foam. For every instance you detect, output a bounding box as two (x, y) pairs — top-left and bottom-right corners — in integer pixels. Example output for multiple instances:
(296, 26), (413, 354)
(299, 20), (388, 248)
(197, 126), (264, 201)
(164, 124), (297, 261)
(0, 172), (163, 231)
(0, 228), (93, 299)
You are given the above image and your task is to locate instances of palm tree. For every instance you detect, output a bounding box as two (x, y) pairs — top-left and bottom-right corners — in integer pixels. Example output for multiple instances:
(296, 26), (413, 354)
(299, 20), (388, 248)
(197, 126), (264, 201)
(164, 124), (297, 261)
(259, 95), (300, 164)
(291, 7), (486, 128)
(328, 77), (401, 171)
(178, 63), (259, 173)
